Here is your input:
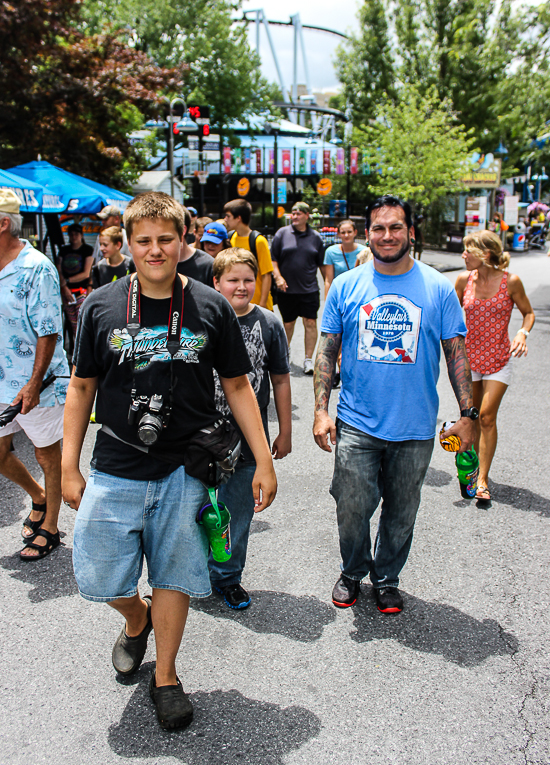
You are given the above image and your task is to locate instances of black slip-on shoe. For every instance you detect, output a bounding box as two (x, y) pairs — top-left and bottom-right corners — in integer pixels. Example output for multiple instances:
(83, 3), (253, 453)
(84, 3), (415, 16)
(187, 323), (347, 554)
(215, 583), (251, 609)
(332, 574), (360, 608)
(149, 672), (193, 730)
(374, 586), (403, 614)
(112, 595), (153, 675)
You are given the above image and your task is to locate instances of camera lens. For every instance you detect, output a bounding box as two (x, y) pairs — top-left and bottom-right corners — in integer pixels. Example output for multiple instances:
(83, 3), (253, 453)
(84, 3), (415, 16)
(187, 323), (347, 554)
(138, 413), (163, 445)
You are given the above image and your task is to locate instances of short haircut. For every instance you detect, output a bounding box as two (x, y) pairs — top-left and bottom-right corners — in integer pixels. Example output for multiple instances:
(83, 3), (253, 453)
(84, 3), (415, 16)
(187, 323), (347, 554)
(224, 199), (252, 225)
(180, 205), (192, 235)
(337, 218), (357, 232)
(365, 196), (412, 230)
(99, 226), (123, 247)
(124, 192), (185, 239)
(213, 247), (259, 280)
(68, 223), (83, 234)
(463, 230), (510, 270)
(1, 212), (22, 237)
(196, 216), (213, 229)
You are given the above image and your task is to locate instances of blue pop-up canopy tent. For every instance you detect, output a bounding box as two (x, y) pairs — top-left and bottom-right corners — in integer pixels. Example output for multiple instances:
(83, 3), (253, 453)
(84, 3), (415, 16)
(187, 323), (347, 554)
(0, 169), (48, 213)
(7, 161), (132, 214)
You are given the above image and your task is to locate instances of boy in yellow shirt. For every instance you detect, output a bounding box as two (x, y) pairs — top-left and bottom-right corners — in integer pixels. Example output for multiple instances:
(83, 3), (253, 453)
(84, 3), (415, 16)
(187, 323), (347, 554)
(223, 199), (274, 310)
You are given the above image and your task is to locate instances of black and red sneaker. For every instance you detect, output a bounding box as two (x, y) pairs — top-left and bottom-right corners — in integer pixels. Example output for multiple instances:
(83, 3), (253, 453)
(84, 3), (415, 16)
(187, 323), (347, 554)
(374, 587), (403, 614)
(332, 574), (360, 608)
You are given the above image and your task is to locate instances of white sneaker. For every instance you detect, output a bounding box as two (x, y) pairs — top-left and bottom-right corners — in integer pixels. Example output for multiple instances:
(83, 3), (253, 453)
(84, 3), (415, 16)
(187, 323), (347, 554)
(303, 357), (314, 375)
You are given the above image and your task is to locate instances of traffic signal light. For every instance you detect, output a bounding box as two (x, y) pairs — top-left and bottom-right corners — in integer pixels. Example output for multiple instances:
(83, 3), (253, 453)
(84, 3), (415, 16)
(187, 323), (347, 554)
(202, 124), (210, 137)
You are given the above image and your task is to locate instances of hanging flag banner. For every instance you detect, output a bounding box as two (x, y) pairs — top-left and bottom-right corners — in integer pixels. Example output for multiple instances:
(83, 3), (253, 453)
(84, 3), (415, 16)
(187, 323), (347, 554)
(223, 146), (232, 174)
(244, 148), (251, 174)
(336, 148), (345, 175)
(282, 150), (291, 174)
(350, 148), (358, 175)
(323, 150), (331, 175)
(362, 154), (371, 175)
(310, 149), (317, 174)
(269, 150), (275, 174)
(271, 178), (287, 203)
(255, 149), (262, 174)
(234, 148), (242, 173)
(299, 149), (307, 175)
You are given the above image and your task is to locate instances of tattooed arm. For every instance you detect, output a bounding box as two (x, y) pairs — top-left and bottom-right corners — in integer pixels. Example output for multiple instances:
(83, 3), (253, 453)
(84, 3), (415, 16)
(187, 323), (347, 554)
(313, 332), (342, 452)
(441, 335), (476, 452)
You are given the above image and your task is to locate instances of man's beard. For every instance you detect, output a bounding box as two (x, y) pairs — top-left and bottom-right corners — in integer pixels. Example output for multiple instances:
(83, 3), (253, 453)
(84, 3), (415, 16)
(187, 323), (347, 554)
(370, 239), (411, 264)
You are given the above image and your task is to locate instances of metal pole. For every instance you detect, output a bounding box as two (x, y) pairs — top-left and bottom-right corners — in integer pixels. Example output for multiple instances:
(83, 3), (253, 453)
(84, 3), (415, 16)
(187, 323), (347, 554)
(273, 131), (279, 233)
(169, 101), (174, 198)
(261, 11), (290, 102)
(198, 129), (204, 216)
(256, 10), (260, 52)
(346, 144), (351, 216)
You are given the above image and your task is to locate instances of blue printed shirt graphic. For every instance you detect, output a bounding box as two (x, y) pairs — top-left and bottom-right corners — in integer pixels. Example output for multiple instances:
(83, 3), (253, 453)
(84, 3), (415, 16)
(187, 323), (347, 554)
(321, 260), (467, 441)
(0, 240), (70, 406)
(108, 326), (207, 368)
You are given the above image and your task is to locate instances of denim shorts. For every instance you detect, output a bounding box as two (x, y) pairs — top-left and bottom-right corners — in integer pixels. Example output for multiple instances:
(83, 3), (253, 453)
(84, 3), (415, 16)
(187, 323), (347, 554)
(73, 467), (211, 602)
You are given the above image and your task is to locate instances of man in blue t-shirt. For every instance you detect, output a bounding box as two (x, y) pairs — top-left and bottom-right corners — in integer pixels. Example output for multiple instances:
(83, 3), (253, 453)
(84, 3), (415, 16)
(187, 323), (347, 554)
(313, 195), (478, 614)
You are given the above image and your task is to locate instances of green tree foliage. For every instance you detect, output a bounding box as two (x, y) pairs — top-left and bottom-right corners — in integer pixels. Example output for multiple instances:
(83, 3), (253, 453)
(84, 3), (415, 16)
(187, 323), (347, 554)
(81, 0), (274, 130)
(0, 0), (179, 188)
(334, 0), (395, 124)
(357, 85), (474, 211)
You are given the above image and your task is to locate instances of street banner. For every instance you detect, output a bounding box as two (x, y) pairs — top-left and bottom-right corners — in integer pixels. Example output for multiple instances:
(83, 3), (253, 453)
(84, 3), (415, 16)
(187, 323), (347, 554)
(504, 194), (519, 226)
(323, 150), (331, 175)
(255, 149), (262, 174)
(223, 147), (231, 174)
(336, 148), (345, 175)
(310, 150), (317, 174)
(299, 149), (306, 174)
(244, 148), (251, 174)
(350, 147), (358, 175)
(269, 150), (275, 174)
(282, 150), (291, 174)
(465, 196), (488, 234)
(271, 178), (287, 203)
(234, 148), (242, 173)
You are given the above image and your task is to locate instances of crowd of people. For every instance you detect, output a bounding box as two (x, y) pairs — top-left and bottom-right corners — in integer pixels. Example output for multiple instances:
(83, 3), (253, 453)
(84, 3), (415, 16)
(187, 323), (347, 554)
(0, 187), (536, 731)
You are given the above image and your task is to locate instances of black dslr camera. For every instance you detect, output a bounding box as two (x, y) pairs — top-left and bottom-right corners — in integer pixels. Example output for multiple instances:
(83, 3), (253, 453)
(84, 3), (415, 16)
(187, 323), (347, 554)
(128, 393), (171, 446)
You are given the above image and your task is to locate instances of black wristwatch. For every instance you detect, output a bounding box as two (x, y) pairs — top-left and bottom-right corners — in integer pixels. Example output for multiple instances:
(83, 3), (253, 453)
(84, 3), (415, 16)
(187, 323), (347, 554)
(460, 407), (479, 421)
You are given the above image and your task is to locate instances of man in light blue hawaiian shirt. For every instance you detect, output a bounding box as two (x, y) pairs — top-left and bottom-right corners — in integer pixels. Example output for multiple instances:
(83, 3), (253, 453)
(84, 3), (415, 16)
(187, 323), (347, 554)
(0, 189), (70, 561)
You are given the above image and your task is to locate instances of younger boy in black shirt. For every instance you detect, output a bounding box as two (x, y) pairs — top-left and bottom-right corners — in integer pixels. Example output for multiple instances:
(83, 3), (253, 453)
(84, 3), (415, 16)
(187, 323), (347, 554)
(90, 226), (135, 291)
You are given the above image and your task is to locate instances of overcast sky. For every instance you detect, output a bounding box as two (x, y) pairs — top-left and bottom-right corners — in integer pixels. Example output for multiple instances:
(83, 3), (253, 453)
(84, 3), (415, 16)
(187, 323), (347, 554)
(240, 0), (361, 93)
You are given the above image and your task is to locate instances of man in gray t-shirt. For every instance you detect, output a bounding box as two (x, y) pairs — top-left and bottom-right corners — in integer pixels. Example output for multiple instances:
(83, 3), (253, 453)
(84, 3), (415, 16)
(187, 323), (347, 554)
(271, 202), (326, 375)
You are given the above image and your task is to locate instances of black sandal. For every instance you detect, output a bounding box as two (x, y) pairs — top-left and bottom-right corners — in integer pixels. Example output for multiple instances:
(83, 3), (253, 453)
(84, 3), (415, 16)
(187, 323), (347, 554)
(21, 501), (47, 541)
(20, 528), (60, 561)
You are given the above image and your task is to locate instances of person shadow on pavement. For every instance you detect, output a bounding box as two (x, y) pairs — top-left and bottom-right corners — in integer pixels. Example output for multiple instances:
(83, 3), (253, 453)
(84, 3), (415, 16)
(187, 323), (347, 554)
(190, 590), (336, 643)
(108, 663), (321, 763)
(0, 545), (78, 602)
(350, 586), (519, 666)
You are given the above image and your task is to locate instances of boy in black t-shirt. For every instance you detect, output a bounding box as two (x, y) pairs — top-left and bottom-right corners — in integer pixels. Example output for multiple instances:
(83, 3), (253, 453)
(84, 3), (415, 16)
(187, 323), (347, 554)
(210, 249), (291, 610)
(62, 192), (277, 731)
(90, 226), (135, 291)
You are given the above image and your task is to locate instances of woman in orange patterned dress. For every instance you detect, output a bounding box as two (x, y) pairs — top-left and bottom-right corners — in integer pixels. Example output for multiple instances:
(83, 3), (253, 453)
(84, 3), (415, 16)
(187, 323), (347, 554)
(455, 230), (535, 501)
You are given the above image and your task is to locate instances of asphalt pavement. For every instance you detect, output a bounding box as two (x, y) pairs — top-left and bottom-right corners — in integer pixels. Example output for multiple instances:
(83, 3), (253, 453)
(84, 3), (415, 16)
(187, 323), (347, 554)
(1, 248), (549, 764)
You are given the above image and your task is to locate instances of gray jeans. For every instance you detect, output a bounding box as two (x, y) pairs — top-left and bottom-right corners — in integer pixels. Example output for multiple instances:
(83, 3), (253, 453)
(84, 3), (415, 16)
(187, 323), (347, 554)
(330, 419), (434, 589)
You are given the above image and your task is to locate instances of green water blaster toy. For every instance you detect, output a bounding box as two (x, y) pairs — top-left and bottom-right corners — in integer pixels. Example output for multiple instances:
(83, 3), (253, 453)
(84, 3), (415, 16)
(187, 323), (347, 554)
(196, 487), (232, 562)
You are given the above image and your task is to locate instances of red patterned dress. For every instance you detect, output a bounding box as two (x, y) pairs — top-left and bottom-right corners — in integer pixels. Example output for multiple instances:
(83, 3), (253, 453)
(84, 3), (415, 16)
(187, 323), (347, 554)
(463, 270), (513, 374)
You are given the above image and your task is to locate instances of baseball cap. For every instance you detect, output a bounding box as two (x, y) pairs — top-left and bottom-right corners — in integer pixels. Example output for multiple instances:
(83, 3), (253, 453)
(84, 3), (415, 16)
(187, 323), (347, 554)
(187, 207), (198, 217)
(0, 189), (21, 214)
(97, 205), (122, 219)
(292, 202), (310, 214)
(201, 222), (228, 245)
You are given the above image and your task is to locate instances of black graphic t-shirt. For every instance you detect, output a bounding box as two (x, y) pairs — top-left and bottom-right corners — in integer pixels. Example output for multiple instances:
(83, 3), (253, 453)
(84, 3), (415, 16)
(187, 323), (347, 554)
(91, 256), (136, 289)
(58, 242), (94, 290)
(214, 306), (289, 463)
(73, 276), (252, 480)
(176, 249), (214, 288)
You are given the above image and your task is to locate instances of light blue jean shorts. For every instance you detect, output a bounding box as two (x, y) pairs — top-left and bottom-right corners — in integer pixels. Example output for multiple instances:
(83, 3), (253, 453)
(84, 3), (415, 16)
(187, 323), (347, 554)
(73, 467), (211, 602)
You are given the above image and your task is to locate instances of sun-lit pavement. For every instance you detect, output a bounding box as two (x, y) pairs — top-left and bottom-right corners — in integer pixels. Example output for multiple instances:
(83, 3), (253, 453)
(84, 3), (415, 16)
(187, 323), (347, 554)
(1, 248), (549, 764)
